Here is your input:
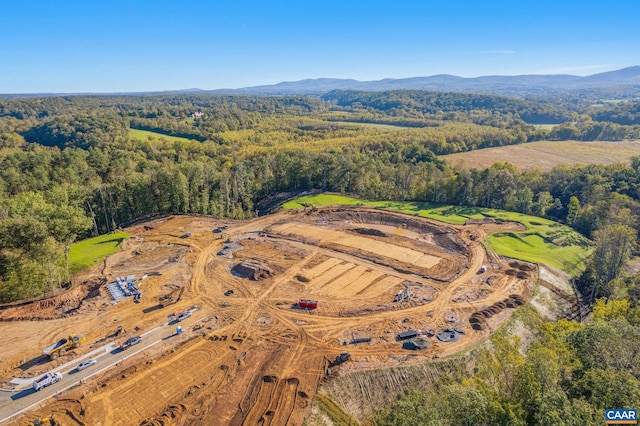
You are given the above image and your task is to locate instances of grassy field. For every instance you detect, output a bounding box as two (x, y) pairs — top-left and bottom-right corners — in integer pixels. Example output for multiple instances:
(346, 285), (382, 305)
(283, 194), (591, 275)
(129, 128), (195, 143)
(68, 232), (131, 274)
(442, 140), (640, 171)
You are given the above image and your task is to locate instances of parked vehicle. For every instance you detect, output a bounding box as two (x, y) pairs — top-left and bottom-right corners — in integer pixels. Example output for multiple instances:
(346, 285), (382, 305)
(296, 299), (318, 309)
(121, 336), (142, 349)
(176, 311), (192, 322)
(33, 372), (62, 391)
(76, 359), (97, 371)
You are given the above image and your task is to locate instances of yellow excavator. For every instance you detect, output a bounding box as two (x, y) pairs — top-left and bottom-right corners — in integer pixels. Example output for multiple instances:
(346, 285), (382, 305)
(28, 416), (56, 425)
(158, 286), (184, 307)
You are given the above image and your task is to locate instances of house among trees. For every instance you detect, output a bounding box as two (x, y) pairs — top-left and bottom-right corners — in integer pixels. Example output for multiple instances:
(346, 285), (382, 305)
(190, 111), (204, 118)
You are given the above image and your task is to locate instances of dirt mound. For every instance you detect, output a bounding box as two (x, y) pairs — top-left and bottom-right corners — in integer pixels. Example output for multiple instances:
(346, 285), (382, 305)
(217, 241), (243, 256)
(352, 228), (387, 237)
(402, 337), (431, 350)
(452, 286), (491, 303)
(232, 260), (274, 280)
(436, 328), (464, 342)
(295, 274), (310, 283)
(509, 261), (535, 271)
(469, 294), (525, 330)
(0, 278), (105, 321)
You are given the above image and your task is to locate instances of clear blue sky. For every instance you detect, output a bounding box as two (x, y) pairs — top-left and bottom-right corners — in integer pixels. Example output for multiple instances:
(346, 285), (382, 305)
(1, 0), (638, 93)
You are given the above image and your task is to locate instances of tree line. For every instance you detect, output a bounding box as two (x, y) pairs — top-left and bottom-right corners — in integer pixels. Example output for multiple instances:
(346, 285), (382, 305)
(374, 301), (640, 426)
(1, 92), (640, 302)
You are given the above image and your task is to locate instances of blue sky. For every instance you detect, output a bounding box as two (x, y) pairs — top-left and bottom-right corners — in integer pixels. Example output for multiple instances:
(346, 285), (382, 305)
(1, 0), (638, 93)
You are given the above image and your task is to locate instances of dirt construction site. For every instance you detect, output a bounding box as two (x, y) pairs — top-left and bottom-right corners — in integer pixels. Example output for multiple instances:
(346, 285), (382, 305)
(0, 207), (535, 425)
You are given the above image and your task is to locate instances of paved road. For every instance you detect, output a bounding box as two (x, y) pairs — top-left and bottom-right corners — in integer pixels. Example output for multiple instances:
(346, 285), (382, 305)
(0, 315), (198, 424)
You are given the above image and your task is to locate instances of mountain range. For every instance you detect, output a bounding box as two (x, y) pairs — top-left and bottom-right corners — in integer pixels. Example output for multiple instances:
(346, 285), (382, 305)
(211, 66), (640, 97)
(2, 67), (640, 99)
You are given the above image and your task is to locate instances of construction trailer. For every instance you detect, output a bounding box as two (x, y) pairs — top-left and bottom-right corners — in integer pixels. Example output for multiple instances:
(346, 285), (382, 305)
(296, 299), (318, 309)
(350, 337), (373, 345)
(395, 330), (419, 341)
(42, 335), (85, 359)
(159, 286), (184, 307)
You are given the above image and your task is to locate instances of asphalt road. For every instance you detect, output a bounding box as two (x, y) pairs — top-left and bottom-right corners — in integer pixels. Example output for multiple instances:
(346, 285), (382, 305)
(0, 315), (196, 424)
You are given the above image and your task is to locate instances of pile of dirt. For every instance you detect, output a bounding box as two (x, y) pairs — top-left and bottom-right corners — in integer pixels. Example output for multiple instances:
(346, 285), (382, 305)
(352, 228), (387, 237)
(452, 286), (491, 303)
(0, 279), (105, 321)
(402, 337), (431, 350)
(468, 294), (525, 330)
(510, 261), (535, 271)
(217, 242), (243, 257)
(436, 328), (465, 342)
(231, 260), (274, 280)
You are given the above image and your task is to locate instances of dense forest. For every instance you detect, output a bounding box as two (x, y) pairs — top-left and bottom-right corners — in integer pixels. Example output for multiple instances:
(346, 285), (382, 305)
(0, 91), (639, 305)
(2, 90), (640, 424)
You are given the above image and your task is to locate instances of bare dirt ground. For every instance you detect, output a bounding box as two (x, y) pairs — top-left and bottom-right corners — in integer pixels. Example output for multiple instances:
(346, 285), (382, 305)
(1, 207), (535, 426)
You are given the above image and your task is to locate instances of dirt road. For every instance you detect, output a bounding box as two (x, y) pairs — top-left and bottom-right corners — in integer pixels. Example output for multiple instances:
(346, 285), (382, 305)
(1, 207), (534, 425)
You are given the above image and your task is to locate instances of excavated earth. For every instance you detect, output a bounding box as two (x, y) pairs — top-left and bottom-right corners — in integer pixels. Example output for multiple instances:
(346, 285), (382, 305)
(0, 207), (535, 425)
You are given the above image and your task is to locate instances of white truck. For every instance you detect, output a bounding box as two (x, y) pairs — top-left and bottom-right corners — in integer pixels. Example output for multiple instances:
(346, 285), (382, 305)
(33, 372), (62, 391)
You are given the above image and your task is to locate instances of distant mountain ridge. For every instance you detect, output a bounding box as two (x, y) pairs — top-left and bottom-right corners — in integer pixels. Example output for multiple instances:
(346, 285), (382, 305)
(2, 66), (639, 99)
(212, 66), (640, 97)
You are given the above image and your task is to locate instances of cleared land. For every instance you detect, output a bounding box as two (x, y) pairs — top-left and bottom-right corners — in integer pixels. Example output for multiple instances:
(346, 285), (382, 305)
(283, 194), (592, 275)
(1, 206), (538, 425)
(129, 128), (195, 143)
(441, 140), (640, 171)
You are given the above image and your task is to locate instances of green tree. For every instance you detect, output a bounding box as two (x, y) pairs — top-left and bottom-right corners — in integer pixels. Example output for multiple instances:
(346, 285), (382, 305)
(567, 196), (580, 225)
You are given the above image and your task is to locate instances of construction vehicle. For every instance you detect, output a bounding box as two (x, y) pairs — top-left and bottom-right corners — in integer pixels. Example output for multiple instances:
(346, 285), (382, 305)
(296, 299), (318, 309)
(42, 335), (85, 359)
(169, 308), (184, 320)
(329, 351), (351, 367)
(159, 286), (184, 307)
(28, 417), (56, 426)
(33, 372), (62, 391)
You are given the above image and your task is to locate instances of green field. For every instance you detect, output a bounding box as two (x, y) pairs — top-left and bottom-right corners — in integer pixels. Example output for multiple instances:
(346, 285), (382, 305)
(129, 128), (195, 143)
(68, 232), (131, 274)
(283, 194), (592, 275)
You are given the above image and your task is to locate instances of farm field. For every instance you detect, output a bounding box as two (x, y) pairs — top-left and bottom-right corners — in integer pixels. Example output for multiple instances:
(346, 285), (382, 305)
(1, 206), (538, 425)
(441, 139), (640, 171)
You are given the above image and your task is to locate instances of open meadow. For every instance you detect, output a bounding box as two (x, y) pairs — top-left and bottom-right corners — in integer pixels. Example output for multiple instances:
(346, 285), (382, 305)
(441, 140), (640, 171)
